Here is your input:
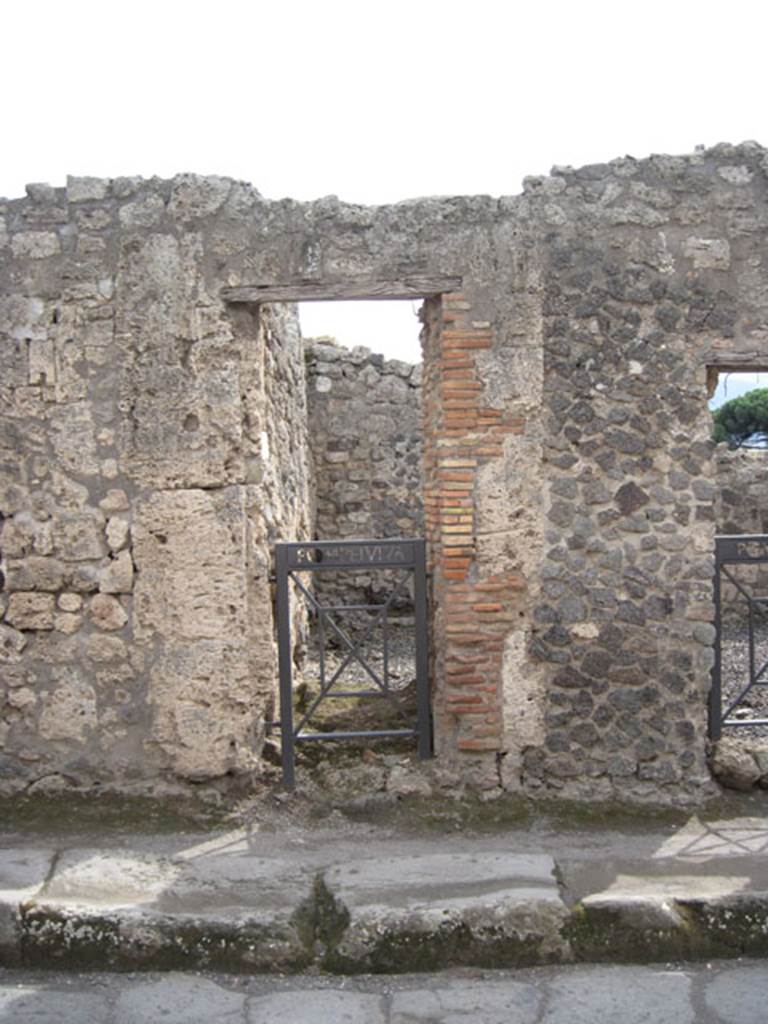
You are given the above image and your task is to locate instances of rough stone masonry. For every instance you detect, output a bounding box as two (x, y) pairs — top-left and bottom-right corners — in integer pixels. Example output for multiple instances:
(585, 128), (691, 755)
(2, 143), (768, 803)
(305, 337), (423, 612)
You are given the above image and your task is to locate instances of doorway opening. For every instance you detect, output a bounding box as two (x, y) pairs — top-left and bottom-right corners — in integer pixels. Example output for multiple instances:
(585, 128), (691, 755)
(262, 295), (434, 775)
(709, 366), (768, 739)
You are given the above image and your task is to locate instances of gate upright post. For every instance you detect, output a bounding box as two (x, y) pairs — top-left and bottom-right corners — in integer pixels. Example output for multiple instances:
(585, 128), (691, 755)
(710, 541), (722, 742)
(274, 544), (296, 787)
(413, 539), (432, 758)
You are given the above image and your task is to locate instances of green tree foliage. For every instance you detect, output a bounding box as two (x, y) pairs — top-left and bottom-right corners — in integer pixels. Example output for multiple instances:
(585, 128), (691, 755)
(712, 388), (768, 448)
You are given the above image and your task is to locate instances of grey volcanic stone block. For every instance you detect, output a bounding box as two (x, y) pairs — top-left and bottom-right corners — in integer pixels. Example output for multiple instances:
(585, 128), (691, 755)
(390, 979), (541, 1023)
(544, 966), (694, 1024)
(704, 965), (768, 1024)
(321, 852), (569, 972)
(114, 974), (245, 1024)
(0, 984), (110, 1023)
(248, 990), (386, 1024)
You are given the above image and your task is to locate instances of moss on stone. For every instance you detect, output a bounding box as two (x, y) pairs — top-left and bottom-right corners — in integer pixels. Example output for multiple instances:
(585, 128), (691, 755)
(119, 917), (311, 972)
(21, 907), (122, 969)
(326, 921), (474, 974)
(291, 873), (351, 959)
(563, 902), (700, 963)
(679, 897), (768, 958)
(533, 797), (690, 832)
(325, 920), (561, 974)
(20, 905), (311, 972)
(564, 895), (768, 965)
(0, 793), (232, 836)
(336, 791), (692, 835)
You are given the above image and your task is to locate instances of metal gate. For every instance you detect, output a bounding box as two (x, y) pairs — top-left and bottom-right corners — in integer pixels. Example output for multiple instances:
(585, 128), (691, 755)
(711, 533), (768, 738)
(273, 538), (431, 787)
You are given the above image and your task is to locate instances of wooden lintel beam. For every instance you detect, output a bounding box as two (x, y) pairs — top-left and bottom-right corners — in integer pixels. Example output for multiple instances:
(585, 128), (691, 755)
(708, 357), (768, 371)
(221, 276), (463, 304)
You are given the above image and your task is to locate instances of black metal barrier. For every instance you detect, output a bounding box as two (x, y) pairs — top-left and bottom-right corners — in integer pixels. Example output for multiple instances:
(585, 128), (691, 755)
(273, 539), (431, 787)
(711, 534), (768, 739)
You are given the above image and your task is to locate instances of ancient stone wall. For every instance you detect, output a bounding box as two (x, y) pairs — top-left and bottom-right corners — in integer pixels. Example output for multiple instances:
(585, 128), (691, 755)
(304, 337), (422, 609)
(714, 447), (768, 535)
(4, 145), (768, 803)
(517, 148), (768, 802)
(712, 446), (768, 619)
(0, 177), (311, 793)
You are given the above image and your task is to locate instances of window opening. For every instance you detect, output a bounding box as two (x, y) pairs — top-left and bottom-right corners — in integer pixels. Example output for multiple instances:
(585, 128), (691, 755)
(710, 366), (768, 739)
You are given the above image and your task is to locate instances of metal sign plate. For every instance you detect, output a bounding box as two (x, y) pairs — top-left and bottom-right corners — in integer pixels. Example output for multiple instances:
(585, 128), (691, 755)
(716, 534), (768, 565)
(285, 539), (418, 571)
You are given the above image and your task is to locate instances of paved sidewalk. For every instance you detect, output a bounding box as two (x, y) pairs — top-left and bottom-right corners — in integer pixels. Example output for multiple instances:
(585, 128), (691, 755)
(1, 804), (767, 972)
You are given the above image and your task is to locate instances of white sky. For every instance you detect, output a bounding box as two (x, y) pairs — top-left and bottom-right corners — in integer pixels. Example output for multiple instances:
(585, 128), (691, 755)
(3, 0), (767, 363)
(711, 372), (768, 409)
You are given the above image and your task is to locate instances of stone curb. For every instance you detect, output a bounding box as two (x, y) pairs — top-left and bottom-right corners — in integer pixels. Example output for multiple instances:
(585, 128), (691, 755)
(2, 847), (768, 972)
(567, 891), (768, 963)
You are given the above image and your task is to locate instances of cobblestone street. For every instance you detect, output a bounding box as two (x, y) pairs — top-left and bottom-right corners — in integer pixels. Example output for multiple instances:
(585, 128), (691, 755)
(1, 961), (766, 1023)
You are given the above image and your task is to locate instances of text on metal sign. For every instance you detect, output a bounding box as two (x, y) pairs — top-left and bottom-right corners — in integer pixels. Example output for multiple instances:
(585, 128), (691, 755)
(293, 543), (409, 567)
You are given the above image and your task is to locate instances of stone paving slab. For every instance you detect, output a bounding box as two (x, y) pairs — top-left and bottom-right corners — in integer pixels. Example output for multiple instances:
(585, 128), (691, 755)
(326, 853), (558, 909)
(44, 850), (180, 906)
(0, 983), (109, 1024)
(44, 847), (312, 915)
(1, 962), (767, 1023)
(389, 977), (542, 1023)
(561, 851), (768, 904)
(114, 974), (247, 1024)
(0, 849), (54, 894)
(250, 989), (387, 1024)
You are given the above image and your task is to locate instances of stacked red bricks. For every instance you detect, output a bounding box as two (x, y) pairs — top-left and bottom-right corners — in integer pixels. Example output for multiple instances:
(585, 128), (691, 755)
(421, 294), (526, 756)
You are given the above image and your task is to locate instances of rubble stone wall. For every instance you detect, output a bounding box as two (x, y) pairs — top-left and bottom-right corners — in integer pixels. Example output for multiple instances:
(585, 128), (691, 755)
(304, 337), (423, 609)
(714, 447), (768, 535)
(0, 176), (311, 793)
(713, 446), (768, 618)
(518, 148), (768, 803)
(4, 145), (768, 803)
